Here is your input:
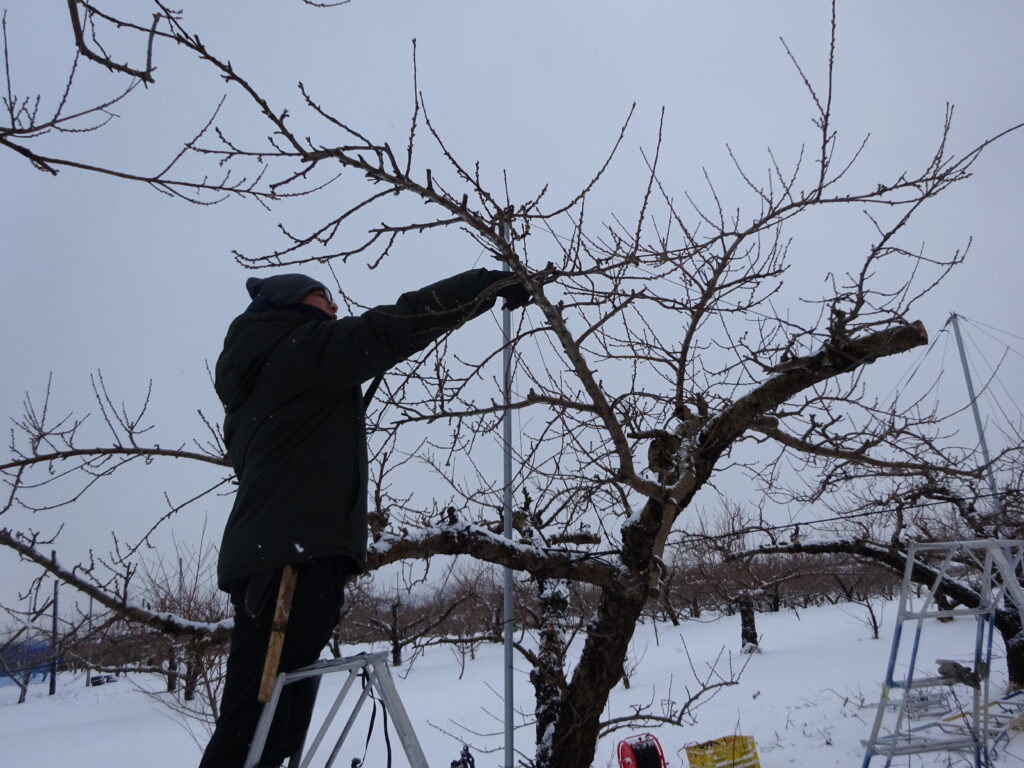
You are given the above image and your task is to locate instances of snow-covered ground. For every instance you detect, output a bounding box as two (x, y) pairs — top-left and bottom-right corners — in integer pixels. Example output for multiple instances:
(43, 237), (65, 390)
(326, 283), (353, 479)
(2, 601), (1020, 767)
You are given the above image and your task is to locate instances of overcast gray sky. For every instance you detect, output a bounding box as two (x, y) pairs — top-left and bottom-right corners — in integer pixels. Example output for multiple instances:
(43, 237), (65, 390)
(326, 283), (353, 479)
(1, 1), (1022, 610)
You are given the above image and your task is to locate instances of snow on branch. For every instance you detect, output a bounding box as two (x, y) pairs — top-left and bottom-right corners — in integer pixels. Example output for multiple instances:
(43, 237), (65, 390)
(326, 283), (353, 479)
(0, 528), (231, 642)
(367, 521), (624, 589)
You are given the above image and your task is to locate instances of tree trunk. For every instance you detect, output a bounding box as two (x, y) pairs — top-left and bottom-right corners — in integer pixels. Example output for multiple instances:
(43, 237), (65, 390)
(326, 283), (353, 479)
(996, 610), (1024, 690)
(547, 584), (647, 768)
(934, 592), (955, 623)
(166, 648), (178, 693)
(390, 635), (402, 667)
(389, 603), (402, 667)
(531, 578), (570, 768)
(661, 595), (681, 626)
(736, 596), (760, 652)
(859, 599), (882, 640)
(542, 493), (674, 768)
(689, 597), (702, 619)
(183, 649), (199, 702)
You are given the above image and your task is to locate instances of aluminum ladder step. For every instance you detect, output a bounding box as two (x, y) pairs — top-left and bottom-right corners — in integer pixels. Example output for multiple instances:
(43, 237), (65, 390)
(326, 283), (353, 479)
(891, 675), (978, 690)
(868, 734), (980, 757)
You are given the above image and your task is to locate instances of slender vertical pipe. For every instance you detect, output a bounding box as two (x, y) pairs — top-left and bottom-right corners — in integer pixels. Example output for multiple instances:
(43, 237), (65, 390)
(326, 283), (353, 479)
(501, 221), (515, 768)
(50, 550), (58, 696)
(948, 314), (1001, 523)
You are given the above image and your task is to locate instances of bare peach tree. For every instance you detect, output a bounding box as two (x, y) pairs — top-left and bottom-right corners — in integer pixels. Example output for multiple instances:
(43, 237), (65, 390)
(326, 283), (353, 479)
(3, 2), (1023, 765)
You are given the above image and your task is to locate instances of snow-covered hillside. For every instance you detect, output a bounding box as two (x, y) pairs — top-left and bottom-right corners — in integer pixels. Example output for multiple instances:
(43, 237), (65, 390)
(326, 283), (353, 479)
(1, 602), (1019, 767)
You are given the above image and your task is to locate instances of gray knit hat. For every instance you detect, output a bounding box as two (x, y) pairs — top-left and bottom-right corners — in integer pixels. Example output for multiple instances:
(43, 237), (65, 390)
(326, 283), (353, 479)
(245, 274), (332, 306)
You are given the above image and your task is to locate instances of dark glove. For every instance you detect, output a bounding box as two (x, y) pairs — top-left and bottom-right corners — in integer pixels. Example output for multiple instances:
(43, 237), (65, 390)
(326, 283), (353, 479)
(488, 271), (533, 310)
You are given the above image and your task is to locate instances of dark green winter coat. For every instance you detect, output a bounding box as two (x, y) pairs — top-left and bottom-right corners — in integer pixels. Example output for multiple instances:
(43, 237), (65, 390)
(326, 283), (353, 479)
(213, 268), (503, 589)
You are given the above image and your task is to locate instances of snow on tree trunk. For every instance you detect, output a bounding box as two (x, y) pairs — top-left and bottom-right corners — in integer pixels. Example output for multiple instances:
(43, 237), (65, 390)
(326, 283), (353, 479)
(547, 583), (648, 768)
(531, 578), (570, 768)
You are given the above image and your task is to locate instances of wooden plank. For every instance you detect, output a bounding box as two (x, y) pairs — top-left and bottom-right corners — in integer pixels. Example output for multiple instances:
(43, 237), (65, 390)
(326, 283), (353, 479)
(258, 565), (298, 703)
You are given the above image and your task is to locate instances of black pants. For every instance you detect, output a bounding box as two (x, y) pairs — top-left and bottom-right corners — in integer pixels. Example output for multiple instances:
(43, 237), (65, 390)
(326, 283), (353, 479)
(199, 557), (351, 768)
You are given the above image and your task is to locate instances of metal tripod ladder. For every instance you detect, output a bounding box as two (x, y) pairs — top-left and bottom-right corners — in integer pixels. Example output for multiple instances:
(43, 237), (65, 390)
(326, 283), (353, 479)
(861, 540), (1024, 767)
(243, 651), (429, 768)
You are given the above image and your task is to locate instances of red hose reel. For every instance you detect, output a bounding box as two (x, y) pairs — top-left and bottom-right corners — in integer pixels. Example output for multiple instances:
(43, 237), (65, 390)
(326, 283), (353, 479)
(617, 732), (667, 768)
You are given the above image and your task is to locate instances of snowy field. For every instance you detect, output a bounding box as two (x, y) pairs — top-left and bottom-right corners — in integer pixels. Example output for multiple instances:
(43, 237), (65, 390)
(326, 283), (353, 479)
(1, 601), (1020, 767)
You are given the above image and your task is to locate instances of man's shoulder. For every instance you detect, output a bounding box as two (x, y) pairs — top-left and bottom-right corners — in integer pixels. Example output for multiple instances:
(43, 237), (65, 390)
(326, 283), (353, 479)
(226, 308), (320, 338)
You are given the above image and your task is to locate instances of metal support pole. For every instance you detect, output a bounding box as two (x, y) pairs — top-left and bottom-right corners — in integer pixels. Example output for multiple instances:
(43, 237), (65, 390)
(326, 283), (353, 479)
(947, 314), (1002, 522)
(50, 549), (57, 696)
(500, 221), (515, 768)
(85, 595), (93, 688)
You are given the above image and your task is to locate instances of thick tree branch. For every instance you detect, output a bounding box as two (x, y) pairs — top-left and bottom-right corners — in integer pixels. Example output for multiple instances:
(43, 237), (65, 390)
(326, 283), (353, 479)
(367, 523), (622, 589)
(625, 321), (931, 583)
(0, 528), (231, 642)
(696, 321), (929, 471)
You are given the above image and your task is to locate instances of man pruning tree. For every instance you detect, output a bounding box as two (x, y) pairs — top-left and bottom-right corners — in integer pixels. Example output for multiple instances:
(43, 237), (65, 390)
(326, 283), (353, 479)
(200, 268), (533, 768)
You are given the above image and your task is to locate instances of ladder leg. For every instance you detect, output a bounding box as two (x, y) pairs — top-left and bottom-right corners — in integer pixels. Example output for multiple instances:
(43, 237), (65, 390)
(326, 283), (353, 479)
(321, 674), (376, 768)
(370, 661), (430, 768)
(287, 676), (320, 768)
(245, 674), (287, 768)
(297, 668), (360, 768)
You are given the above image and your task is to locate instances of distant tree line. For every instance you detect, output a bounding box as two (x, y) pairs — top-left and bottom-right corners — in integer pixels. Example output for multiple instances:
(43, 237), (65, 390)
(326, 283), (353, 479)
(8, 547), (898, 695)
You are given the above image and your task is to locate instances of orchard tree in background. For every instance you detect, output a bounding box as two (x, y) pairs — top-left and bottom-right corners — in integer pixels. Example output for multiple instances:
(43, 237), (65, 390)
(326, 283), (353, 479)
(0, 582), (61, 705)
(2, 2), (1023, 765)
(737, 460), (1024, 688)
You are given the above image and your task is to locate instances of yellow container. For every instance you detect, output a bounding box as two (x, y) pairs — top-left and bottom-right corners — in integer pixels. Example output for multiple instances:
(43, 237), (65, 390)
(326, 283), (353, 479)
(684, 735), (761, 768)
